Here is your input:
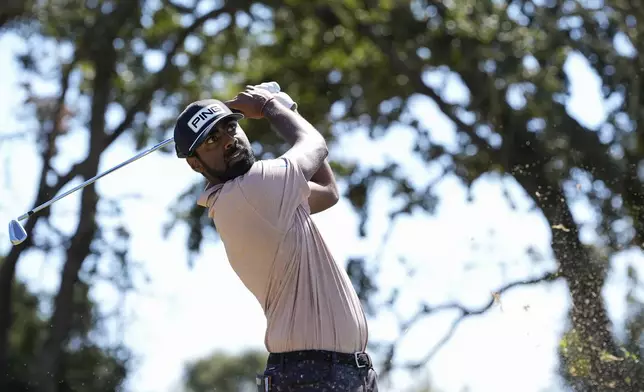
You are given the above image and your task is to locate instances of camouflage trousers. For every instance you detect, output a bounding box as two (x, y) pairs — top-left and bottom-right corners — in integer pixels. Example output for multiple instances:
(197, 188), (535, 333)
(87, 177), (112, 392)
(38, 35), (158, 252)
(256, 350), (379, 391)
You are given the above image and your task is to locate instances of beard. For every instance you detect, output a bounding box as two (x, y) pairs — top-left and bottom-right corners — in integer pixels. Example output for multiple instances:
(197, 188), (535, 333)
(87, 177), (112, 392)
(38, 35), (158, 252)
(207, 145), (255, 182)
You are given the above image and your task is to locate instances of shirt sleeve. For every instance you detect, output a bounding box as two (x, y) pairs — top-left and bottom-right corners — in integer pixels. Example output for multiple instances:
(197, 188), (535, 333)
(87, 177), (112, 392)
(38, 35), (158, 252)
(237, 156), (311, 231)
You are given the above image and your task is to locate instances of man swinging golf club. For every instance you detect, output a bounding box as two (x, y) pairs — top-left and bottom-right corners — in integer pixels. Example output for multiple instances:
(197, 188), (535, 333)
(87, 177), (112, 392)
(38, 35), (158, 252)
(173, 83), (379, 391)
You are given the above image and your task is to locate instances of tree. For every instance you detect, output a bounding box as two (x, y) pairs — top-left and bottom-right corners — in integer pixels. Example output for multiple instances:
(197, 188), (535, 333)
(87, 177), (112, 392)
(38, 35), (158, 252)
(4, 1), (644, 391)
(2, 256), (129, 392)
(182, 349), (267, 392)
(0, 0), (33, 31)
(0, 1), (268, 390)
(1, 1), (341, 390)
(165, 1), (644, 390)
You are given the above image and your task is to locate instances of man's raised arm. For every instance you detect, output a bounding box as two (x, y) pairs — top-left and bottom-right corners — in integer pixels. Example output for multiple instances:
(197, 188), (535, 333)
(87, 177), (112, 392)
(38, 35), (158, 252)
(225, 85), (337, 213)
(263, 102), (339, 213)
(261, 99), (328, 181)
(306, 160), (339, 213)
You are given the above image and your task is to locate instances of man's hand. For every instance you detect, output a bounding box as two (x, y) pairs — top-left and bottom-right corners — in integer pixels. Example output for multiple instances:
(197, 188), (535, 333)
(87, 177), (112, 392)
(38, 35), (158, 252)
(224, 85), (276, 119)
(253, 82), (298, 111)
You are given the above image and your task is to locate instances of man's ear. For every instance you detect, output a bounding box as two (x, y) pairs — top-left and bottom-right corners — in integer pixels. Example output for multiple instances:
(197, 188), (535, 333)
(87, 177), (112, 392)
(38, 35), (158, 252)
(186, 156), (203, 173)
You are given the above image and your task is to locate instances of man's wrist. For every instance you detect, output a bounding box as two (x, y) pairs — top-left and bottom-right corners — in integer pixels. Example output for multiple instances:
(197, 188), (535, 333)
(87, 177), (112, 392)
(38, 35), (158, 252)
(262, 98), (288, 120)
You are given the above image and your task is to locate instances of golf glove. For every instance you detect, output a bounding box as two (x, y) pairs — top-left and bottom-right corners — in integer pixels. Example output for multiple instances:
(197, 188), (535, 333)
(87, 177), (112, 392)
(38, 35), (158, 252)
(254, 81), (298, 112)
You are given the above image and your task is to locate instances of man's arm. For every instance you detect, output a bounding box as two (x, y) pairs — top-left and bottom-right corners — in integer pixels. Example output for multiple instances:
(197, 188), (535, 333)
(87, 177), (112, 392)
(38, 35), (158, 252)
(264, 104), (339, 213)
(291, 106), (339, 213)
(307, 160), (339, 214)
(223, 87), (336, 225)
(262, 99), (328, 181)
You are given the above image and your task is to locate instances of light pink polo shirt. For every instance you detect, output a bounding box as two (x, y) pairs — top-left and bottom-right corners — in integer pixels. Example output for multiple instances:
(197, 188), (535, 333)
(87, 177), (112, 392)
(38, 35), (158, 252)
(197, 156), (368, 353)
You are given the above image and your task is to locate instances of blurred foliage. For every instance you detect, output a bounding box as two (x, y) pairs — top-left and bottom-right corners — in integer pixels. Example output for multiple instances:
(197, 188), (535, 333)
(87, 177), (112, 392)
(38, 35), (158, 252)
(182, 349), (267, 392)
(1, 0), (644, 391)
(559, 326), (642, 391)
(0, 0), (34, 31)
(558, 248), (644, 391)
(2, 257), (129, 392)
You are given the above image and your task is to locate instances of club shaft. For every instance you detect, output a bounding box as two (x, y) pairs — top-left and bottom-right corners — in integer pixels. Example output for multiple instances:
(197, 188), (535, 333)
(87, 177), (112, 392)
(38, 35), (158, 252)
(17, 137), (174, 222)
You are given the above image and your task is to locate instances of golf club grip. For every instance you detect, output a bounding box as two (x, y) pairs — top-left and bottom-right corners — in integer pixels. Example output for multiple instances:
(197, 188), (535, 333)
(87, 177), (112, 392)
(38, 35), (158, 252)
(18, 137), (175, 222)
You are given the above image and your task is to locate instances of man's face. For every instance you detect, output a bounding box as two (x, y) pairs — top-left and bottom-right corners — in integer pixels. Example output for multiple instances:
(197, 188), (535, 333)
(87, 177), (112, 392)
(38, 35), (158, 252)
(187, 118), (255, 183)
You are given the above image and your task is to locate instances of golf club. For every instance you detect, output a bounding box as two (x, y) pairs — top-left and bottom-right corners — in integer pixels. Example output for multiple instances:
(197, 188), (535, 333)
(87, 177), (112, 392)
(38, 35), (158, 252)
(8, 82), (295, 246)
(8, 137), (174, 246)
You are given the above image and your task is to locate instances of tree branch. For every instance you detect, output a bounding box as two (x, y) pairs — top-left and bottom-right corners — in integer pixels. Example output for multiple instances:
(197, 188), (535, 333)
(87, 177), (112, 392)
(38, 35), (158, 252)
(354, 20), (503, 164)
(105, 5), (233, 149)
(34, 7), (235, 218)
(378, 270), (561, 377)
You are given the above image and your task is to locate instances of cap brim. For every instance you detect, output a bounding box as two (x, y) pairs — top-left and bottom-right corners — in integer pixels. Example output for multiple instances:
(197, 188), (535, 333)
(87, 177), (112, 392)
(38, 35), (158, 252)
(190, 112), (244, 152)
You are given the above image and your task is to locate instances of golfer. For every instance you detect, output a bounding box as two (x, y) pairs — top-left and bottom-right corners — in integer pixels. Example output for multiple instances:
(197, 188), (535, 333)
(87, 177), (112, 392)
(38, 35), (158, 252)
(173, 84), (379, 391)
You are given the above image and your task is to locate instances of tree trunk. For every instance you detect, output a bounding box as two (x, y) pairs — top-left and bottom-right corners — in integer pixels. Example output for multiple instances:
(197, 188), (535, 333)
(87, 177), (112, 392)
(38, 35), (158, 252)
(35, 46), (114, 392)
(0, 145), (60, 389)
(0, 236), (31, 390)
(512, 131), (642, 391)
(0, 60), (76, 390)
(36, 184), (100, 392)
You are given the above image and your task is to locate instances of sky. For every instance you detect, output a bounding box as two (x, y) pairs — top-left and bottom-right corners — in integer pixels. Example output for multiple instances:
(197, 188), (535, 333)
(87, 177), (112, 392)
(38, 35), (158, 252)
(0, 26), (642, 392)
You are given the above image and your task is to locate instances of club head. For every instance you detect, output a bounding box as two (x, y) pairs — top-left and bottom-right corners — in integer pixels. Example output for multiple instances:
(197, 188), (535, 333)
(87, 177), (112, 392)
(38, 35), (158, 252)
(9, 219), (27, 245)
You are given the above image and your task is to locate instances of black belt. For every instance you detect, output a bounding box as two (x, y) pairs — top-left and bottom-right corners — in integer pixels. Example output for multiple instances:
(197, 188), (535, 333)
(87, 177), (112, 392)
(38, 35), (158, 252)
(267, 349), (373, 369)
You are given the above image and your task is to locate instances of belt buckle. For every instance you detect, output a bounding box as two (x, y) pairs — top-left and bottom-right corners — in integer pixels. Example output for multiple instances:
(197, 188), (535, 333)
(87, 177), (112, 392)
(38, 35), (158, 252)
(354, 352), (369, 368)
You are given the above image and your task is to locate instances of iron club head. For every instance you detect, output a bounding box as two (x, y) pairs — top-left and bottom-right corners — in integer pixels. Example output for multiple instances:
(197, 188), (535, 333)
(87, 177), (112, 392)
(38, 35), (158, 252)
(5, 138), (176, 247)
(9, 219), (27, 245)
